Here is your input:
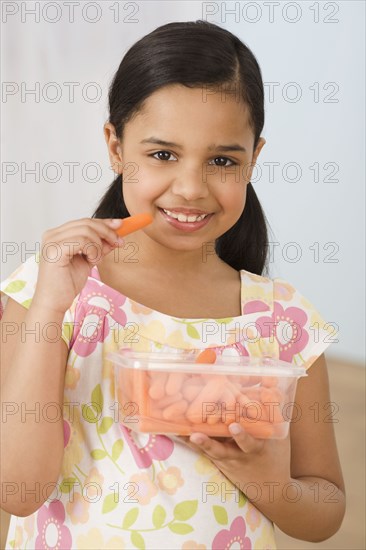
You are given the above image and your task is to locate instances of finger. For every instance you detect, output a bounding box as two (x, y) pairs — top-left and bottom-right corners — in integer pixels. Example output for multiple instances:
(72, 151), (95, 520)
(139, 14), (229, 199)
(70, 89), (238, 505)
(47, 218), (124, 248)
(228, 423), (265, 453)
(188, 433), (237, 460)
(45, 238), (104, 267)
(46, 227), (119, 258)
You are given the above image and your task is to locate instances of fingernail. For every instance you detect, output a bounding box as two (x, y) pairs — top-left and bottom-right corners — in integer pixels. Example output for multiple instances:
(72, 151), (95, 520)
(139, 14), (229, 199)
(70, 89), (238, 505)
(117, 237), (124, 245)
(229, 423), (242, 435)
(110, 219), (122, 227)
(190, 434), (205, 445)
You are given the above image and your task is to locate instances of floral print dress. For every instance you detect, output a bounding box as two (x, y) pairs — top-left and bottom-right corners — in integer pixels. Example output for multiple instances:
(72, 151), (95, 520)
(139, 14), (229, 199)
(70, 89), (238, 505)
(1, 253), (334, 550)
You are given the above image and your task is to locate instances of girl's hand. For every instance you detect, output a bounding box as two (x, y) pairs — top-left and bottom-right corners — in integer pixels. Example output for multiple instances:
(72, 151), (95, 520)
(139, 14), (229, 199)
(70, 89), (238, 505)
(181, 424), (292, 502)
(32, 218), (124, 314)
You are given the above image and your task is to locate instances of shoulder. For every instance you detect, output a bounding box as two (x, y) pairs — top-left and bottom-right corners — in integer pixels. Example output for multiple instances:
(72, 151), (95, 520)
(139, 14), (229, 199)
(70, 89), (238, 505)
(240, 270), (334, 370)
(240, 269), (314, 307)
(0, 253), (79, 349)
(239, 269), (274, 314)
(0, 254), (40, 309)
(238, 269), (318, 315)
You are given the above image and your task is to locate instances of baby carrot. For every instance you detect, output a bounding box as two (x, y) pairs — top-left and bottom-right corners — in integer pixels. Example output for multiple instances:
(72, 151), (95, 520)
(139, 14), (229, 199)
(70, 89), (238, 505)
(182, 379), (204, 402)
(190, 422), (230, 437)
(260, 387), (278, 403)
(195, 348), (217, 364)
(148, 372), (168, 400)
(221, 388), (240, 425)
(165, 372), (187, 396)
(204, 402), (222, 425)
(237, 392), (253, 408)
(225, 380), (242, 398)
(155, 392), (184, 410)
(241, 386), (261, 400)
(116, 213), (153, 237)
(268, 386), (285, 403)
(162, 399), (188, 420)
(242, 399), (265, 420)
(186, 375), (223, 423)
(261, 376), (279, 388)
(139, 418), (191, 435)
(238, 418), (275, 439)
(148, 403), (164, 420)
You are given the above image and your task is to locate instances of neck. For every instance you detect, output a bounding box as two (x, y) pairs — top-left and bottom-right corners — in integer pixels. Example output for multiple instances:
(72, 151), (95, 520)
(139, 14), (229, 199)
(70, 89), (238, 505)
(118, 233), (225, 278)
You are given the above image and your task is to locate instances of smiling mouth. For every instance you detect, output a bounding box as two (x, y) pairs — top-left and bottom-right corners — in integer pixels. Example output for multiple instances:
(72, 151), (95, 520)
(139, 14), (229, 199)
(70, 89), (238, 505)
(158, 208), (210, 223)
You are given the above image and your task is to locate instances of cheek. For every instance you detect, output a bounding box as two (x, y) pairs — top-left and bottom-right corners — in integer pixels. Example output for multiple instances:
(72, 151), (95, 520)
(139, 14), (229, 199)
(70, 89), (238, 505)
(218, 183), (247, 212)
(123, 167), (166, 203)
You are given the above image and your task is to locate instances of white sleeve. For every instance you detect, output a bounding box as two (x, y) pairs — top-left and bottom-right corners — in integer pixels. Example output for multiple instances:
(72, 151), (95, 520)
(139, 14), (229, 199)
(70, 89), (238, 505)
(0, 253), (75, 348)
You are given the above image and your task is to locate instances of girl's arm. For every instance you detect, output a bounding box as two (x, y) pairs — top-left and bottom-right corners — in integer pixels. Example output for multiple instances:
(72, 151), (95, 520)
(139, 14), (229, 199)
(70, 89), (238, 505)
(1, 217), (124, 517)
(269, 352), (346, 540)
(0, 297), (69, 517)
(184, 353), (346, 542)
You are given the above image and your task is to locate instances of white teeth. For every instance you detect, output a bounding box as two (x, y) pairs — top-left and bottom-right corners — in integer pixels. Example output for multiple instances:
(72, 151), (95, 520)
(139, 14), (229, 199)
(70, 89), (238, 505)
(162, 209), (208, 223)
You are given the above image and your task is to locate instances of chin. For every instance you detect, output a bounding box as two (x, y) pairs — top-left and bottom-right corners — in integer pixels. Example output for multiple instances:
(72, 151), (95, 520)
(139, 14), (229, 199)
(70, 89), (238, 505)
(157, 237), (209, 253)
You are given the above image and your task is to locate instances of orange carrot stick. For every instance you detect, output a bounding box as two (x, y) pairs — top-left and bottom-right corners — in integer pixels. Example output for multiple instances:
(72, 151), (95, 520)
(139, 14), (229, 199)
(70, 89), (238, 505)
(238, 418), (275, 439)
(260, 387), (277, 403)
(162, 399), (188, 420)
(138, 417), (192, 435)
(148, 403), (164, 420)
(186, 375), (223, 423)
(148, 372), (168, 400)
(116, 213), (153, 237)
(189, 422), (230, 437)
(241, 386), (261, 400)
(165, 372), (187, 396)
(261, 376), (279, 388)
(182, 379), (204, 402)
(195, 349), (217, 364)
(242, 399), (265, 421)
(221, 388), (241, 425)
(155, 392), (184, 409)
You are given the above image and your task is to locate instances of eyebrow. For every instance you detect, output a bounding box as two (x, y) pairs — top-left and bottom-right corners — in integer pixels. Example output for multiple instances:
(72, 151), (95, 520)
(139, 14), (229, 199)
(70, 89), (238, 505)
(140, 137), (246, 153)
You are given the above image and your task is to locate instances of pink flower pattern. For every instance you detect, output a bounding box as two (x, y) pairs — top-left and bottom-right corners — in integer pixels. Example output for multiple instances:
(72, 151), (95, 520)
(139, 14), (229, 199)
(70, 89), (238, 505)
(120, 425), (174, 468)
(63, 419), (71, 447)
(212, 516), (251, 549)
(35, 500), (72, 550)
(70, 279), (127, 357)
(243, 300), (270, 314)
(232, 341), (249, 356)
(255, 301), (309, 362)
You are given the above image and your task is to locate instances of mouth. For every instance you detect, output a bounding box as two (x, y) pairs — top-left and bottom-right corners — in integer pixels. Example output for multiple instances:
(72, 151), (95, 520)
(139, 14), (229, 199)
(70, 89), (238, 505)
(157, 207), (214, 232)
(159, 207), (210, 222)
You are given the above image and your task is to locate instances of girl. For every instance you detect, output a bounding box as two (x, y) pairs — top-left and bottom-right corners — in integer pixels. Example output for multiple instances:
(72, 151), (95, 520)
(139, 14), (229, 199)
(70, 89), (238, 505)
(1, 20), (345, 550)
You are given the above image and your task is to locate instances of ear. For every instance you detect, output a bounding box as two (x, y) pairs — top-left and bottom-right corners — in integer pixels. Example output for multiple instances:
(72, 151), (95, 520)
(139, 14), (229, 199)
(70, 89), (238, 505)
(104, 122), (123, 175)
(246, 137), (266, 182)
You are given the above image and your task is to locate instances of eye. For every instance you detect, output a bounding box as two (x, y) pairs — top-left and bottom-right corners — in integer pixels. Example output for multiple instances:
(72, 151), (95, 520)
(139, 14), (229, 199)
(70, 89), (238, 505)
(151, 151), (177, 161)
(209, 157), (237, 167)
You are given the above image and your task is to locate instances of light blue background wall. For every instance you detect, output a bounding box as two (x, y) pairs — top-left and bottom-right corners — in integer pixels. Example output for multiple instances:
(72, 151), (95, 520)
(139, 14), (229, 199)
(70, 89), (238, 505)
(1, 1), (365, 363)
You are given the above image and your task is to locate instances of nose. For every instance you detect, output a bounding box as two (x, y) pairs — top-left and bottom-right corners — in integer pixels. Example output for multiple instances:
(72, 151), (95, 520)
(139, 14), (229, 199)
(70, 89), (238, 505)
(170, 165), (210, 201)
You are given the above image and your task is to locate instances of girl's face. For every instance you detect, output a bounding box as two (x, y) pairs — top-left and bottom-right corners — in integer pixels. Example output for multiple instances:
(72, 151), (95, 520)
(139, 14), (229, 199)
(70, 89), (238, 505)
(104, 84), (265, 255)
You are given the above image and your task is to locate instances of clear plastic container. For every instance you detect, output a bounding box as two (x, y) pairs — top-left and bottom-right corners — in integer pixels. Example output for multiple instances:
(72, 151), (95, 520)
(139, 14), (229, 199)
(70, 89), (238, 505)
(108, 350), (307, 439)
